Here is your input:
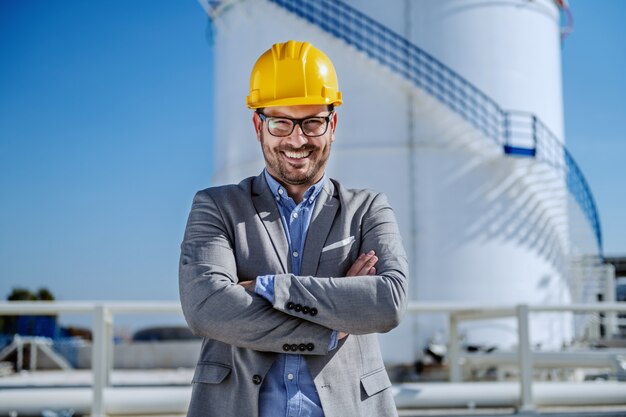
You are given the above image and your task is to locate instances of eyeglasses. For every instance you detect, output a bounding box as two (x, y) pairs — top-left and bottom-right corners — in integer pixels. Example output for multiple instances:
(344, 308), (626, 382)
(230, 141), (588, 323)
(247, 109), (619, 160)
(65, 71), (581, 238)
(257, 111), (333, 137)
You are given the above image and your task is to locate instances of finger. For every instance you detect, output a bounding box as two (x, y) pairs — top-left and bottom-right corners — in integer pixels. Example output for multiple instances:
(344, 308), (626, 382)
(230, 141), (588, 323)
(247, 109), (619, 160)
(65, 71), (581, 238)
(360, 255), (378, 274)
(346, 252), (373, 276)
(368, 266), (376, 276)
(347, 254), (372, 276)
(238, 280), (256, 290)
(349, 254), (378, 277)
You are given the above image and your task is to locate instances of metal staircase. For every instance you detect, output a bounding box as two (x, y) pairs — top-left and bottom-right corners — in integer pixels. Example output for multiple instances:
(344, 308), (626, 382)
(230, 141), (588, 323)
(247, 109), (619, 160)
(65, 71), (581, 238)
(265, 0), (602, 254)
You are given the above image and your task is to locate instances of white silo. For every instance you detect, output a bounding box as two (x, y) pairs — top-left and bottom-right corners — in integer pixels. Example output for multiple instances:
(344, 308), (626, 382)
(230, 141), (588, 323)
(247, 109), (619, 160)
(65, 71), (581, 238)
(204, 0), (600, 364)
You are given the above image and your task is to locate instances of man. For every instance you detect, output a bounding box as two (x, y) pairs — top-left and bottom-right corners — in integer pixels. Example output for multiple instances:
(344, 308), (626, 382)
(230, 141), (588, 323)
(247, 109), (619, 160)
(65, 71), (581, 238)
(179, 40), (408, 417)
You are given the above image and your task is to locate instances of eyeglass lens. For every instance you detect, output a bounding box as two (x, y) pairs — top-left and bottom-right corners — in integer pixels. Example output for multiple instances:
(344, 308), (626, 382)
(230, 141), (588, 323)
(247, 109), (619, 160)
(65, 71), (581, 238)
(266, 116), (329, 137)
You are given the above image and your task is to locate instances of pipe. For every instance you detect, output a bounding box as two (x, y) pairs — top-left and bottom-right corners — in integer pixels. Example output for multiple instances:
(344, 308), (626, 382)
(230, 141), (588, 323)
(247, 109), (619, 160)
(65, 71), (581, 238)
(0, 387), (191, 415)
(1, 383), (625, 414)
(393, 382), (626, 409)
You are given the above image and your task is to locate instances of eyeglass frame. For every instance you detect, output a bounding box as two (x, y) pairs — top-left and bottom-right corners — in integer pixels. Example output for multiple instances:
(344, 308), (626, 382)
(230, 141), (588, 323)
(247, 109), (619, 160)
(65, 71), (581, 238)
(256, 110), (334, 137)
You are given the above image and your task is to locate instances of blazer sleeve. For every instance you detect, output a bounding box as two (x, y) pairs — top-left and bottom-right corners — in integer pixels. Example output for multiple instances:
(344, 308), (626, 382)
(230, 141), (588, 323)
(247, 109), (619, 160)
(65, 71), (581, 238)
(179, 190), (334, 354)
(271, 192), (409, 335)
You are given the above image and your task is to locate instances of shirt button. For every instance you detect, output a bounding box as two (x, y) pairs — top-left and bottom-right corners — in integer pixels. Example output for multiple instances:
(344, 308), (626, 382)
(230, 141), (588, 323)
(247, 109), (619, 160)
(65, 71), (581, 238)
(278, 189), (284, 195)
(292, 212), (298, 218)
(293, 251), (299, 257)
(287, 373), (294, 381)
(252, 374), (262, 385)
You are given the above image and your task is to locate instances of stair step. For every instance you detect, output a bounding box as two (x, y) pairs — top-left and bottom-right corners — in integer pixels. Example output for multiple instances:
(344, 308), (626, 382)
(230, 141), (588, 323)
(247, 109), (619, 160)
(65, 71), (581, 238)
(504, 144), (536, 157)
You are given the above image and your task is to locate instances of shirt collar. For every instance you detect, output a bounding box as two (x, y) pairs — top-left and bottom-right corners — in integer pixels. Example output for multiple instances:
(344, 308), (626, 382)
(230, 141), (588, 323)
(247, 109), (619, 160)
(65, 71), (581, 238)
(263, 169), (327, 206)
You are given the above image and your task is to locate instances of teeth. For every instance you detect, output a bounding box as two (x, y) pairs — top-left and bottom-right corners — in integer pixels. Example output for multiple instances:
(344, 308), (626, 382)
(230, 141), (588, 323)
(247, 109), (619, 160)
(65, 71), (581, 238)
(285, 151), (310, 159)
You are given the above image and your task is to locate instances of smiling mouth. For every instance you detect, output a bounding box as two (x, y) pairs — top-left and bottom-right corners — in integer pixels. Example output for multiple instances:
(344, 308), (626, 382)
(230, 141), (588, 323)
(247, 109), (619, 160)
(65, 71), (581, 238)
(283, 150), (312, 160)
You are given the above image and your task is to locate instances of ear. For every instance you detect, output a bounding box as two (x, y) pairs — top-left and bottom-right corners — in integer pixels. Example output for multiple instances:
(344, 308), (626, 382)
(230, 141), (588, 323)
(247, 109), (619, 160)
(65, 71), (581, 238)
(329, 111), (338, 143)
(252, 112), (262, 142)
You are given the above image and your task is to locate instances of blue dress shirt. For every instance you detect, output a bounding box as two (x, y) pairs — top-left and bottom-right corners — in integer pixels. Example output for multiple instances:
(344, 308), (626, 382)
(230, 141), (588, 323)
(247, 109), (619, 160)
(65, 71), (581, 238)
(255, 169), (332, 417)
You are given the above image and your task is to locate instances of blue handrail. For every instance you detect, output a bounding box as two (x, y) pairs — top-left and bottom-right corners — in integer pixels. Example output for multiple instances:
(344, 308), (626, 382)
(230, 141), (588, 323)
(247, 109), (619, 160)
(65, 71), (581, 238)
(265, 0), (602, 253)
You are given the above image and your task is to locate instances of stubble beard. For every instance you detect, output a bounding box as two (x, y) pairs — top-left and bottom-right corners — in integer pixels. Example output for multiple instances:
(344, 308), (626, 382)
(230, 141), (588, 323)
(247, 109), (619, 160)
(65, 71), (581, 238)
(260, 131), (331, 186)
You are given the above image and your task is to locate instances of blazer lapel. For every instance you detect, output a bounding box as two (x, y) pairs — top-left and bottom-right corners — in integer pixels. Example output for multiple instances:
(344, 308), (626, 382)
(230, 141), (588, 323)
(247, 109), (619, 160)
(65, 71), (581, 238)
(251, 173), (290, 273)
(301, 179), (339, 276)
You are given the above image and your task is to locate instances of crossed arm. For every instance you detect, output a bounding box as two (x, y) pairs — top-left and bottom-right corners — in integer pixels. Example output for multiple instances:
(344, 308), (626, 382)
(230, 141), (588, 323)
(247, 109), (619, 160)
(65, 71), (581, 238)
(239, 251), (380, 340)
(179, 190), (407, 354)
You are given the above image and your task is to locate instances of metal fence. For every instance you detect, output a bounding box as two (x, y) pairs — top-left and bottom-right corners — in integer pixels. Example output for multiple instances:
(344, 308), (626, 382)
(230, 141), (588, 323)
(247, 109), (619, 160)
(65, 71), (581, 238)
(0, 301), (182, 417)
(2, 301), (626, 415)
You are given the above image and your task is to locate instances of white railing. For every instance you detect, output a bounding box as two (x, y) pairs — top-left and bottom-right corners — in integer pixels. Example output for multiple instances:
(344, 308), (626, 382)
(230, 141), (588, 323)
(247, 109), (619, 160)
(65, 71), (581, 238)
(407, 302), (626, 412)
(1, 301), (625, 415)
(0, 301), (182, 417)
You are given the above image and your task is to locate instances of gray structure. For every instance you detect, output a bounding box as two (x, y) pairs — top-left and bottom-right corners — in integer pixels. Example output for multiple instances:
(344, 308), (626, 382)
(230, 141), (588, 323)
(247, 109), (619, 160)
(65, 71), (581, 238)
(605, 256), (626, 337)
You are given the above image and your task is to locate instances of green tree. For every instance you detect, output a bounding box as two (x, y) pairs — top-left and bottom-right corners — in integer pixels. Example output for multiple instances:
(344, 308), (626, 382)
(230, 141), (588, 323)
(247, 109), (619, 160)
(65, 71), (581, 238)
(2, 287), (57, 335)
(36, 288), (55, 301)
(7, 287), (36, 301)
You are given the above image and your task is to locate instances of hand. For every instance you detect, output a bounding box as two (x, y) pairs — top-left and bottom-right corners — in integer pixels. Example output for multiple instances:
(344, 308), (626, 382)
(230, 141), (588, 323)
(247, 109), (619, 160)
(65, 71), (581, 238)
(346, 250), (378, 277)
(238, 279), (256, 291)
(339, 251), (378, 341)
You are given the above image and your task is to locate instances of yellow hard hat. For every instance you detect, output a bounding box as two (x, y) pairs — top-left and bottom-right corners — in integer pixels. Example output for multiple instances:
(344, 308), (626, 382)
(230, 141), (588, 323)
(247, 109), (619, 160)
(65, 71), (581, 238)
(246, 40), (343, 109)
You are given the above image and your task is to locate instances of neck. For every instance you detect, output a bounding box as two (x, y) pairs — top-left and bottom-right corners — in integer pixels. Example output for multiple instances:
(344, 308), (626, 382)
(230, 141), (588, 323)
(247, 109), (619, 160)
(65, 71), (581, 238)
(283, 184), (308, 204)
(266, 171), (324, 204)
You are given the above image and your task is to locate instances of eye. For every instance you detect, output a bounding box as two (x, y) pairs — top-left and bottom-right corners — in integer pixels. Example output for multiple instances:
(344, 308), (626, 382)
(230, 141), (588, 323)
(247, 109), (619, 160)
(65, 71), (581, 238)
(268, 118), (293, 132)
(302, 118), (325, 131)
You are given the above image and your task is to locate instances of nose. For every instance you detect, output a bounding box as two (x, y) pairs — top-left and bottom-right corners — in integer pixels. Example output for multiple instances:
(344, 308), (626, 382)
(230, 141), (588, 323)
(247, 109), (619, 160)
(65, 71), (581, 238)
(286, 124), (308, 147)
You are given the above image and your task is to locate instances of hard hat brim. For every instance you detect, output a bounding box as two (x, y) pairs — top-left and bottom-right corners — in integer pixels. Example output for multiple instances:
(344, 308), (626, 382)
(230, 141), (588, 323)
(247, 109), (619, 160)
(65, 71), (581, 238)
(246, 95), (343, 109)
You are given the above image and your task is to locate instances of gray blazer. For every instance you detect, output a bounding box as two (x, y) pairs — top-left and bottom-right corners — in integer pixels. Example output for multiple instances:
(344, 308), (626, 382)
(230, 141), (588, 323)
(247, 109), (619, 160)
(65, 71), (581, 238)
(179, 172), (408, 417)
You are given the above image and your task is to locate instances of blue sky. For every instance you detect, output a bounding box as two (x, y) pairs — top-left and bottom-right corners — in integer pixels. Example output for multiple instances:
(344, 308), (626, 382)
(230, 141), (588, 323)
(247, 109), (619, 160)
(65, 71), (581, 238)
(1, 0), (213, 305)
(1, 0), (625, 311)
(561, 0), (626, 258)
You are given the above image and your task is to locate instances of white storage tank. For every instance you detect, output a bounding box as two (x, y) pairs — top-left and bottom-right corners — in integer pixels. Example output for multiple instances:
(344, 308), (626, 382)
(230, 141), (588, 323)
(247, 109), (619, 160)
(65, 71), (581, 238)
(208, 0), (575, 363)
